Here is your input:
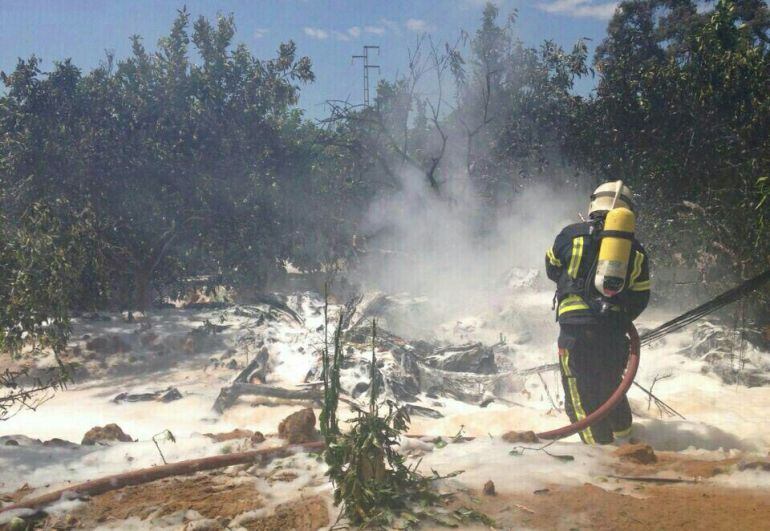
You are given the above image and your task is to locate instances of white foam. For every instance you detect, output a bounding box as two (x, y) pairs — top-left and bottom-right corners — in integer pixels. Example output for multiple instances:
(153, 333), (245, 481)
(418, 437), (611, 494)
(1, 288), (769, 512)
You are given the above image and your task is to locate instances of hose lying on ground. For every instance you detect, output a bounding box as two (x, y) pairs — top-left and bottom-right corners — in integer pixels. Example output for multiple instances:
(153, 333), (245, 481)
(0, 441), (324, 515)
(640, 268), (770, 346)
(536, 324), (641, 440)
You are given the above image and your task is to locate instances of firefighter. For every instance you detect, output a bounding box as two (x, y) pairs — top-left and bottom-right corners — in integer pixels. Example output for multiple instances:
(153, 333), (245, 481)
(545, 181), (650, 444)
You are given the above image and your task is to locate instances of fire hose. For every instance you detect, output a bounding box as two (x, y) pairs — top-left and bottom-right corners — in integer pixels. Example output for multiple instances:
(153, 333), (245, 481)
(535, 323), (640, 440)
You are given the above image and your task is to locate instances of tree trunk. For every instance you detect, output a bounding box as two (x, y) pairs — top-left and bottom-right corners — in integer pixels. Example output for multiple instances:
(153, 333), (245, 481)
(133, 267), (152, 312)
(131, 227), (179, 312)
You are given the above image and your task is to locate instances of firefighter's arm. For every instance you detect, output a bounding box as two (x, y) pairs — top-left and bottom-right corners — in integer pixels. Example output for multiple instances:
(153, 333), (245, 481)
(545, 231), (568, 283)
(625, 245), (651, 321)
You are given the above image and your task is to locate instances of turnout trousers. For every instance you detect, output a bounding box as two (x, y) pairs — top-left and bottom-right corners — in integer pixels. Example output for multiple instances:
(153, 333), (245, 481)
(557, 323), (632, 445)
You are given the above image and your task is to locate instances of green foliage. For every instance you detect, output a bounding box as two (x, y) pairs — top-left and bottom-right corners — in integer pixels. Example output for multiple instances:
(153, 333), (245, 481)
(0, 3), (611, 315)
(323, 2), (589, 206)
(452, 3), (589, 199)
(0, 9), (329, 310)
(758, 175), (770, 239)
(1, 0), (769, 413)
(0, 200), (99, 418)
(0, 201), (101, 356)
(320, 316), (490, 528)
(571, 0), (770, 290)
(321, 318), (435, 528)
(0, 8), (342, 416)
(319, 297), (343, 441)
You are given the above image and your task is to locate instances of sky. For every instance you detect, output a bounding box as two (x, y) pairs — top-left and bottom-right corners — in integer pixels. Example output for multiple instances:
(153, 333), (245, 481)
(0, 0), (618, 119)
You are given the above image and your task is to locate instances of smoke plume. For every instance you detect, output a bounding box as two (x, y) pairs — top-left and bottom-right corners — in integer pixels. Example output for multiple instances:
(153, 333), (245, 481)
(352, 157), (590, 338)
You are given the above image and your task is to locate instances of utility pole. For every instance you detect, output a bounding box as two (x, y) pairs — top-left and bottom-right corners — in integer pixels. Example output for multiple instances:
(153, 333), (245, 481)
(352, 45), (380, 107)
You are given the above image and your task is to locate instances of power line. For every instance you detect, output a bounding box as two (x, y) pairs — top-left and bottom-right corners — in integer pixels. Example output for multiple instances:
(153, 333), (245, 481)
(352, 45), (380, 107)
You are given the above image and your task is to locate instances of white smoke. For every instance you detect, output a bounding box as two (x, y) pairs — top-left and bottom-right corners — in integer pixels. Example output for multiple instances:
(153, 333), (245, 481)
(352, 158), (590, 336)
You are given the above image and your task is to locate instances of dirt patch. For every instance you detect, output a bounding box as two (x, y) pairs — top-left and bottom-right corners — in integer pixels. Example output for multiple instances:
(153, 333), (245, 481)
(25, 461), (327, 530)
(81, 423), (134, 445)
(69, 473), (263, 524)
(442, 482), (770, 530)
(278, 408), (317, 444)
(501, 430), (539, 444)
(204, 428), (258, 443)
(236, 496), (329, 531)
(613, 443), (657, 465)
(613, 450), (741, 479)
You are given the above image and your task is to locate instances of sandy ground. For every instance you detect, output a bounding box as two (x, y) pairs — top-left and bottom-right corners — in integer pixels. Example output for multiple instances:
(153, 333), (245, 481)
(436, 446), (770, 530)
(3, 443), (770, 531)
(443, 483), (770, 531)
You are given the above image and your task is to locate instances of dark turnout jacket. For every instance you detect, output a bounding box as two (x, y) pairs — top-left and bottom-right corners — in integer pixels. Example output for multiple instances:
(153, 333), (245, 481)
(545, 220), (651, 325)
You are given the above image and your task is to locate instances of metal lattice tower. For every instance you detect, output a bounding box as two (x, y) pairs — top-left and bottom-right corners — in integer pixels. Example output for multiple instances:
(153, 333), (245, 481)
(352, 45), (380, 107)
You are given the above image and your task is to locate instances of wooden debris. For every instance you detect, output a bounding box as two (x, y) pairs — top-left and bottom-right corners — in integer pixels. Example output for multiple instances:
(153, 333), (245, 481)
(0, 441), (325, 514)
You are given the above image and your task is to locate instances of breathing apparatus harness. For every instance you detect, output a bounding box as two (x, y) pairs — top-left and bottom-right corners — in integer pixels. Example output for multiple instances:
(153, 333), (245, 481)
(552, 218), (626, 320)
(553, 181), (637, 321)
(582, 218), (614, 315)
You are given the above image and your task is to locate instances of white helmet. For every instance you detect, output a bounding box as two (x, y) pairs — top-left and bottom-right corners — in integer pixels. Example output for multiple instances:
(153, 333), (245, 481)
(588, 181), (634, 217)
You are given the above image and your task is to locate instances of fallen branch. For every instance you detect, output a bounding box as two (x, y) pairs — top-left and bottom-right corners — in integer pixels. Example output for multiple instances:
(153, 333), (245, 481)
(519, 363), (684, 420)
(214, 382), (437, 420)
(249, 397), (318, 408)
(537, 372), (561, 412)
(417, 364), (516, 403)
(607, 474), (697, 484)
(646, 373), (673, 414)
(213, 383), (323, 413)
(251, 293), (304, 325)
(630, 381), (685, 420)
(0, 441), (325, 515)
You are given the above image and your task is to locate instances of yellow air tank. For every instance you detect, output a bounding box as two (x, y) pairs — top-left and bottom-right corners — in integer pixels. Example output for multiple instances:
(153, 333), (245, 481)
(594, 207), (635, 298)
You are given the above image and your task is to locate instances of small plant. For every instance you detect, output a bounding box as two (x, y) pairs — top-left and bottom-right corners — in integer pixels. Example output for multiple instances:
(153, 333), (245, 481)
(320, 298), (492, 529)
(322, 318), (438, 527)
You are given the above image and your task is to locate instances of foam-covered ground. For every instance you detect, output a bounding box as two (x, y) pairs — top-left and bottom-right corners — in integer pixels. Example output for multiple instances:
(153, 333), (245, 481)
(0, 284), (769, 528)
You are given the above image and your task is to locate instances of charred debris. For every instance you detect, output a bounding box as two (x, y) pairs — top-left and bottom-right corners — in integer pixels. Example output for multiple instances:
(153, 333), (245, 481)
(213, 292), (518, 418)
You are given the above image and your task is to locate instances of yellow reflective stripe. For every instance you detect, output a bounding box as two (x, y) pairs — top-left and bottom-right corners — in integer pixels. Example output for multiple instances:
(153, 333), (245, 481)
(559, 303), (590, 315)
(558, 295), (622, 315)
(630, 251), (643, 285)
(560, 348), (572, 377)
(630, 280), (651, 292)
(567, 237), (584, 278)
(566, 378), (595, 443)
(558, 294), (589, 316)
(567, 378), (595, 443)
(613, 426), (632, 438)
(546, 248), (562, 267)
(561, 348), (595, 444)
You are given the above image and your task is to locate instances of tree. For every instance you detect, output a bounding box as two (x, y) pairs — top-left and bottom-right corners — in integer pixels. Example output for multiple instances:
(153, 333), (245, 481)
(0, 201), (101, 418)
(571, 0), (770, 290)
(450, 3), (589, 202)
(323, 2), (589, 209)
(0, 9), (317, 310)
